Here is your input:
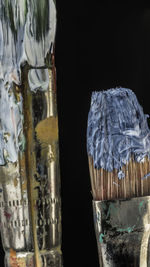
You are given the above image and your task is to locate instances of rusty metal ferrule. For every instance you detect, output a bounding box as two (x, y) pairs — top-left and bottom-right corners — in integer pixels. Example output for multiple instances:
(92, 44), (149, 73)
(93, 196), (150, 267)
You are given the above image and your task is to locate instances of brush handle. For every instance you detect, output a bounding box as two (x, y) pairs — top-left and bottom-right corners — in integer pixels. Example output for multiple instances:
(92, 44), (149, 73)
(0, 66), (62, 267)
(93, 197), (150, 267)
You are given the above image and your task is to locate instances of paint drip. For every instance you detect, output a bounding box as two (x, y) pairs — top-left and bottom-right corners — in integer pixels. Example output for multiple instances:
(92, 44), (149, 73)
(0, 0), (56, 165)
(87, 88), (150, 178)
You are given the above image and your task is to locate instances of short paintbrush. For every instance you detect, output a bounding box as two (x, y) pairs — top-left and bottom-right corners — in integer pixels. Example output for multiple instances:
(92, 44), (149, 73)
(87, 88), (150, 266)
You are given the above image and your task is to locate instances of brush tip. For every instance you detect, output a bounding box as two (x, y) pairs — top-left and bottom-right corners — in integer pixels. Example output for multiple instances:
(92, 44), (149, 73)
(87, 87), (150, 175)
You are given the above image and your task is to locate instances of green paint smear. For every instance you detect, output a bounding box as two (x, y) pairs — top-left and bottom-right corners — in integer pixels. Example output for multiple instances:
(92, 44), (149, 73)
(139, 201), (144, 213)
(117, 225), (135, 233)
(106, 203), (117, 219)
(99, 233), (105, 243)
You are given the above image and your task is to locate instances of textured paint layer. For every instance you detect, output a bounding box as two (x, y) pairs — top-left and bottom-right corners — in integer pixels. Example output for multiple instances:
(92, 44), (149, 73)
(28, 69), (49, 93)
(87, 88), (150, 174)
(0, 80), (23, 164)
(0, 0), (56, 165)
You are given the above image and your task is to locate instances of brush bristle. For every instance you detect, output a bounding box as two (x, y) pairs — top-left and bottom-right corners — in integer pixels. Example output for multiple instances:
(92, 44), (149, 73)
(88, 155), (150, 200)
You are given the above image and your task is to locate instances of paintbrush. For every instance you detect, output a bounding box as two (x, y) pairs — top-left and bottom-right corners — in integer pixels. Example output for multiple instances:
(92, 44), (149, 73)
(0, 1), (62, 267)
(87, 88), (150, 266)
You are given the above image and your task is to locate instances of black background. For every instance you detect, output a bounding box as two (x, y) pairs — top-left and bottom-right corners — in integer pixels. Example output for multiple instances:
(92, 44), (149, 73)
(1, 3), (150, 267)
(56, 4), (150, 267)
(56, 1), (150, 267)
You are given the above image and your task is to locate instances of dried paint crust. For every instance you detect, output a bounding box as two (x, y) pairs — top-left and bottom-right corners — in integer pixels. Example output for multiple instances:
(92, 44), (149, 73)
(87, 88), (150, 176)
(0, 0), (56, 165)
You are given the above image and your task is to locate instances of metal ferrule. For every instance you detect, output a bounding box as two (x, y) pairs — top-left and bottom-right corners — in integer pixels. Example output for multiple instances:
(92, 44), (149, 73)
(0, 67), (62, 266)
(93, 196), (150, 267)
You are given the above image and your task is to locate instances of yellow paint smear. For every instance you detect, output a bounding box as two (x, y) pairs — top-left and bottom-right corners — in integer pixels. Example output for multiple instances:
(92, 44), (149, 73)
(35, 116), (58, 145)
(14, 177), (18, 187)
(16, 258), (26, 267)
(10, 249), (16, 257)
(10, 249), (17, 267)
(14, 85), (21, 102)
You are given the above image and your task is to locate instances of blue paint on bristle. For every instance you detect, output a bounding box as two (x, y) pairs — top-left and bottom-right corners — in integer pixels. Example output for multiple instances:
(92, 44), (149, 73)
(87, 88), (150, 178)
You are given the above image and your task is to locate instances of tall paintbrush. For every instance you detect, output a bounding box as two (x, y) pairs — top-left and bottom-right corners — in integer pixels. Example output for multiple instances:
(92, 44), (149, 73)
(0, 1), (62, 267)
(87, 88), (150, 266)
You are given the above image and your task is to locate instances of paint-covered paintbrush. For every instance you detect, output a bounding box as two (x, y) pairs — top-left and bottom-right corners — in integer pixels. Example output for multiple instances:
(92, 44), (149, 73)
(87, 88), (150, 266)
(0, 1), (62, 267)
